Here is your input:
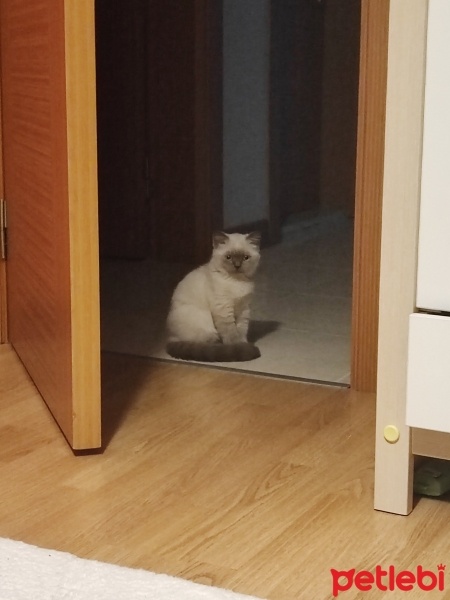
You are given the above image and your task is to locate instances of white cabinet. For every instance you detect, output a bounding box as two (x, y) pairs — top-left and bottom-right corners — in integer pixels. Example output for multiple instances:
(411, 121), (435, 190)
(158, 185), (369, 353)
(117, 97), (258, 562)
(407, 0), (450, 433)
(416, 0), (450, 312)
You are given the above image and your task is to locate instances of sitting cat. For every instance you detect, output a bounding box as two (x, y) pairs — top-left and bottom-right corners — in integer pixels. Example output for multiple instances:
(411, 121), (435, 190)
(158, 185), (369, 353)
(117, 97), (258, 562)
(166, 231), (261, 362)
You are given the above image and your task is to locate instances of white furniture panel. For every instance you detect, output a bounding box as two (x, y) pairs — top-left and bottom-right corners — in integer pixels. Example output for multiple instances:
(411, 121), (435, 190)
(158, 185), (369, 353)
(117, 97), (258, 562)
(416, 0), (450, 312)
(407, 313), (450, 433)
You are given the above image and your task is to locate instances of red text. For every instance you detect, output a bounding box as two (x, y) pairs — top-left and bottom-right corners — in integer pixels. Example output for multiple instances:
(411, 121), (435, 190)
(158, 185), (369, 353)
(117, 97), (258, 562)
(331, 564), (445, 597)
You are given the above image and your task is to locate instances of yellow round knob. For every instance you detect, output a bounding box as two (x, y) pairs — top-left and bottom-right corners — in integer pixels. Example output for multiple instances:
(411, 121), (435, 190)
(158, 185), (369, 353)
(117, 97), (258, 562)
(383, 425), (400, 444)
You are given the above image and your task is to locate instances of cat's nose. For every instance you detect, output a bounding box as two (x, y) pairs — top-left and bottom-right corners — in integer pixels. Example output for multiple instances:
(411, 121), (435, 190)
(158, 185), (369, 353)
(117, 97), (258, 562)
(232, 259), (242, 269)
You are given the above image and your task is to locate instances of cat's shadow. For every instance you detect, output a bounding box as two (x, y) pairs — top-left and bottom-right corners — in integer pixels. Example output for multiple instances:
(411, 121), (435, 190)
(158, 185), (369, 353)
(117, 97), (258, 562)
(248, 320), (281, 343)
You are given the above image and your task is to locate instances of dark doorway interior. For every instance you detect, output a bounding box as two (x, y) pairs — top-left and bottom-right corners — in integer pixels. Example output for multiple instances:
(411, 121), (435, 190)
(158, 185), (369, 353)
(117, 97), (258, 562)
(96, 0), (361, 385)
(95, 0), (222, 264)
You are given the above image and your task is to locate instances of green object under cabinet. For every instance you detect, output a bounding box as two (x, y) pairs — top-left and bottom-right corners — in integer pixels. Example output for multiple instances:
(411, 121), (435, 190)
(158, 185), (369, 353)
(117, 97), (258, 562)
(414, 459), (450, 497)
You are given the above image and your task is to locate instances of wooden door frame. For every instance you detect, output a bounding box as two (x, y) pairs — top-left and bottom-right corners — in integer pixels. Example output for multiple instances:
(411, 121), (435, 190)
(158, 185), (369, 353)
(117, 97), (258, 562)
(351, 0), (390, 391)
(0, 76), (7, 344)
(0, 0), (388, 394)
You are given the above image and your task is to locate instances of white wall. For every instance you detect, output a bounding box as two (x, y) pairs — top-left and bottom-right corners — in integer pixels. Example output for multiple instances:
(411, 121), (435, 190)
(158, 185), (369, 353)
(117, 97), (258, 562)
(222, 0), (270, 229)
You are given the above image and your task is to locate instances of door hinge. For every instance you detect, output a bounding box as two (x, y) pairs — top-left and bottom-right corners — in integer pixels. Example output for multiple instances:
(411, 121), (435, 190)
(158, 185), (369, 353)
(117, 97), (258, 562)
(1, 199), (7, 260)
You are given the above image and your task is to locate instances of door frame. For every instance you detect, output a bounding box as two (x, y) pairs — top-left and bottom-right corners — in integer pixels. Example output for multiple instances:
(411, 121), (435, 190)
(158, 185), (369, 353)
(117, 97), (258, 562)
(351, 0), (390, 391)
(0, 77), (6, 344)
(0, 0), (389, 393)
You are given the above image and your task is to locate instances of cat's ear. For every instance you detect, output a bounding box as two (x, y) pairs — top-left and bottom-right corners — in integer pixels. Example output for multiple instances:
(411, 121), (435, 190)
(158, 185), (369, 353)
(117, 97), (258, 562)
(246, 231), (261, 248)
(212, 231), (229, 248)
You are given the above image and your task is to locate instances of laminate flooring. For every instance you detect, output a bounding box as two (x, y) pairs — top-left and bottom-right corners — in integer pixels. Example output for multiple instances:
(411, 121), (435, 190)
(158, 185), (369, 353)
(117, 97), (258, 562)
(2, 345), (450, 599)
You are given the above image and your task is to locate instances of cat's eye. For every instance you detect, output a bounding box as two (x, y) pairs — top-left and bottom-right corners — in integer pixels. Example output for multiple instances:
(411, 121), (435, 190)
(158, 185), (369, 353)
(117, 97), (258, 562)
(244, 255), (250, 260)
(226, 254), (231, 260)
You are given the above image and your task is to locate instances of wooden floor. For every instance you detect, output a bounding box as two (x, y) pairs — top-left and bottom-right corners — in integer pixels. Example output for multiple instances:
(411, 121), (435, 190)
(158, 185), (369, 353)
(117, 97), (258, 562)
(1, 344), (450, 600)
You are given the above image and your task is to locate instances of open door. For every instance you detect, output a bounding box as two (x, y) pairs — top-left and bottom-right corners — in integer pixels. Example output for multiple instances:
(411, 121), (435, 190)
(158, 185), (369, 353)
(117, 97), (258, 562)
(0, 0), (101, 450)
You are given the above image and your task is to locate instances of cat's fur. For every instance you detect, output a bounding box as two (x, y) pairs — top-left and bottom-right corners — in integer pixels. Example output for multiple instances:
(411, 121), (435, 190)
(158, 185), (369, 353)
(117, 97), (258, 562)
(166, 231), (261, 362)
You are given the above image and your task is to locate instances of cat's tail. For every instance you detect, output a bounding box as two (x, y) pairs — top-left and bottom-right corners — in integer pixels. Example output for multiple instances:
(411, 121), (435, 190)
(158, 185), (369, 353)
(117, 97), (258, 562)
(166, 341), (261, 362)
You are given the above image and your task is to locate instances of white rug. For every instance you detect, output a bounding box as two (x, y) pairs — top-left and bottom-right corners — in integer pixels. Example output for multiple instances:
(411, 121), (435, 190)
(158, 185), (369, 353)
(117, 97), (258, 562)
(0, 538), (264, 600)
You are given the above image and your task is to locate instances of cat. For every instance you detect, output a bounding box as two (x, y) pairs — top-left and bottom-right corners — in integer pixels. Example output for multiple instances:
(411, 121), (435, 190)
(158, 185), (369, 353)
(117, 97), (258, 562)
(166, 231), (261, 362)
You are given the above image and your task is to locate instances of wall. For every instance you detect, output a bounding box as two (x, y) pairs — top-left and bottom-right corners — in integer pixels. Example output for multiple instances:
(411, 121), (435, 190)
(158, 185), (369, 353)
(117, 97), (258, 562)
(222, 0), (270, 229)
(222, 0), (360, 230)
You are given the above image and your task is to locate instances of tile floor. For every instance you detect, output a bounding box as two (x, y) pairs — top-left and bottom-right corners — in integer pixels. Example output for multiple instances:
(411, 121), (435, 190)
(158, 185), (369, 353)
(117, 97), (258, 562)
(100, 211), (353, 384)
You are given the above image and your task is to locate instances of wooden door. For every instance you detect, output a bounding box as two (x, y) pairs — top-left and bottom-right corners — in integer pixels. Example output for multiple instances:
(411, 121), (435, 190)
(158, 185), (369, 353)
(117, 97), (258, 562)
(95, 0), (222, 264)
(147, 0), (222, 265)
(0, 0), (101, 450)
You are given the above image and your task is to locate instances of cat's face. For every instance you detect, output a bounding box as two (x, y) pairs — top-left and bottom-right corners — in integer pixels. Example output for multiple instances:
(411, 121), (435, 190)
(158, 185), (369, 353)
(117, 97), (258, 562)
(211, 232), (261, 278)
